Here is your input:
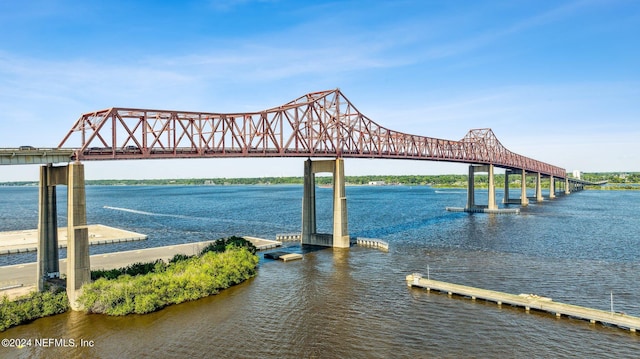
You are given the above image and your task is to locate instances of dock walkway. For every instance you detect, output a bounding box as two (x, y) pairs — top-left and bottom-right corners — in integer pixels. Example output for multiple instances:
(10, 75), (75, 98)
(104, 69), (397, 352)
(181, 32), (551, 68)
(406, 273), (640, 333)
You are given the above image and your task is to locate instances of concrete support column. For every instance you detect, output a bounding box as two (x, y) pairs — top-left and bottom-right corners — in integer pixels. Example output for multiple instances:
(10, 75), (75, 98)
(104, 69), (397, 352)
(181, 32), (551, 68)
(565, 177), (570, 195)
(66, 163), (90, 310)
(37, 165), (59, 290)
(466, 165), (495, 210)
(301, 159), (316, 245)
(520, 169), (529, 206)
(466, 165), (475, 209)
(535, 173), (543, 202)
(332, 158), (349, 248)
(301, 159), (349, 248)
(487, 164), (496, 210)
(549, 176), (556, 199)
(503, 170), (510, 204)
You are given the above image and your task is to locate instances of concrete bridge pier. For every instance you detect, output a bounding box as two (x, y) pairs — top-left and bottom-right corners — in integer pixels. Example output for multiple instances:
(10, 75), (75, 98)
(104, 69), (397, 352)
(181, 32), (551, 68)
(37, 165), (64, 288)
(36, 162), (90, 310)
(66, 163), (90, 310)
(466, 164), (496, 210)
(503, 169), (511, 204)
(565, 177), (571, 195)
(503, 169), (523, 205)
(302, 158), (349, 248)
(549, 176), (556, 199)
(535, 172), (543, 202)
(520, 169), (529, 206)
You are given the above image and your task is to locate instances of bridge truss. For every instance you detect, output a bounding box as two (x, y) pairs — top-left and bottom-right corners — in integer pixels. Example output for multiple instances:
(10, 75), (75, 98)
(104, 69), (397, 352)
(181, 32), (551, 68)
(58, 89), (566, 178)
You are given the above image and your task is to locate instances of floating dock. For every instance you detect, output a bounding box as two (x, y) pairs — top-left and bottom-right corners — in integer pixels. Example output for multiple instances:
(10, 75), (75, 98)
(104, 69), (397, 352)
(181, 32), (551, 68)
(263, 251), (303, 262)
(406, 273), (640, 333)
(0, 224), (147, 255)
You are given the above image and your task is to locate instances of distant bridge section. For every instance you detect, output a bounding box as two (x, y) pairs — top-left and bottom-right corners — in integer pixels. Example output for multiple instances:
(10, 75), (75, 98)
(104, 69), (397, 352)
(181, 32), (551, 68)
(0, 148), (73, 165)
(57, 89), (566, 179)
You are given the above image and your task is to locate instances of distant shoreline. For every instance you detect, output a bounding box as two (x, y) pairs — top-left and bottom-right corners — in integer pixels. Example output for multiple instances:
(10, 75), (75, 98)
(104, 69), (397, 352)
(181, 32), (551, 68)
(0, 173), (638, 190)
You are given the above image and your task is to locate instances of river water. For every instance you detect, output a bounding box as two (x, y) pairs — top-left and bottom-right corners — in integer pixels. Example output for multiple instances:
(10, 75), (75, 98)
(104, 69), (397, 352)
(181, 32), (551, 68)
(1, 185), (639, 358)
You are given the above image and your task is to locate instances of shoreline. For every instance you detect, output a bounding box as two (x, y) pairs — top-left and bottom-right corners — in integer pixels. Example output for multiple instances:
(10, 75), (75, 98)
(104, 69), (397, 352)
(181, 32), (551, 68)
(1, 172), (637, 188)
(0, 237), (281, 300)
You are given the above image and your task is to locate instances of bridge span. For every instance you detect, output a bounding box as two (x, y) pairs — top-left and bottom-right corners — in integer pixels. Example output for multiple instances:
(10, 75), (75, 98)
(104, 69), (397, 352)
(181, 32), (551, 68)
(55, 88), (596, 211)
(1, 89), (602, 309)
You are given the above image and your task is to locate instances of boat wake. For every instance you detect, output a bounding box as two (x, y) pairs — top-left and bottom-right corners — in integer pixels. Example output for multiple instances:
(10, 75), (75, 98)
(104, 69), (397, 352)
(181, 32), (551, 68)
(103, 206), (190, 219)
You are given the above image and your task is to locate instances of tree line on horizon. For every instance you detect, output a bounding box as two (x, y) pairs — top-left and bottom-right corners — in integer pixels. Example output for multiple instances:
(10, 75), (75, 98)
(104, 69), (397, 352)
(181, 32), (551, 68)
(1, 172), (638, 189)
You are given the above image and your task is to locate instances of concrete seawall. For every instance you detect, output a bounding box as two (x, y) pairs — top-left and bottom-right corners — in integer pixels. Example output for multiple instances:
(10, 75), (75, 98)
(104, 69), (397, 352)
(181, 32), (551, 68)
(0, 224), (147, 255)
(355, 238), (389, 251)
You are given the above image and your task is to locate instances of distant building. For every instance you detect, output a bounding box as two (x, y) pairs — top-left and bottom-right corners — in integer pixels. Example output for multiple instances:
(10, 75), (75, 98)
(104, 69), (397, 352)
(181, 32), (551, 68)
(368, 181), (385, 186)
(572, 170), (582, 179)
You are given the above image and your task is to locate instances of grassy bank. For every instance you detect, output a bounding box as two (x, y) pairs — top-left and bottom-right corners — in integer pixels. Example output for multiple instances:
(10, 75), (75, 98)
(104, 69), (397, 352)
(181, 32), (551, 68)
(0, 237), (259, 330)
(80, 237), (259, 315)
(0, 286), (69, 332)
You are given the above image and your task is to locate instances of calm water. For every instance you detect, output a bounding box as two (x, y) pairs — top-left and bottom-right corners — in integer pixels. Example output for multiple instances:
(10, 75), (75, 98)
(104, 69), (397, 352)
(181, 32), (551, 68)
(1, 185), (639, 358)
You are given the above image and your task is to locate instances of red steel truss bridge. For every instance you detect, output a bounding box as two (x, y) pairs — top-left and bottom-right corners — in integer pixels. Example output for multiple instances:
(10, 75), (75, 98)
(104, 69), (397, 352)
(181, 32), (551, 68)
(58, 88), (566, 178)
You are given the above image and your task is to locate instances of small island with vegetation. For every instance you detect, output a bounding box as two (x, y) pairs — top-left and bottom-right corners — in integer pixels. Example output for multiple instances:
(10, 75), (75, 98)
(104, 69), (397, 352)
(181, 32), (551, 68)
(0, 237), (259, 331)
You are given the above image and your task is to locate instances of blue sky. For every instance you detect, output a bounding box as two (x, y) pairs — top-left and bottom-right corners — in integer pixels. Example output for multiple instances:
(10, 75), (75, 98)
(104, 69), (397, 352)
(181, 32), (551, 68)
(1, 0), (638, 181)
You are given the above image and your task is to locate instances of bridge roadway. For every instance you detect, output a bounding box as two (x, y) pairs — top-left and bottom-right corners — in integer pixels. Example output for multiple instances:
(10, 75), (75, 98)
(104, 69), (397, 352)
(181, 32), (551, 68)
(0, 148), (74, 165)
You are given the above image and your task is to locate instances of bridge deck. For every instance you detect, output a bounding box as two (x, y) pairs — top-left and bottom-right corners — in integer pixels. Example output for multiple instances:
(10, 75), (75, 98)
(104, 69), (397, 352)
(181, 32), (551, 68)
(0, 148), (73, 165)
(406, 274), (639, 333)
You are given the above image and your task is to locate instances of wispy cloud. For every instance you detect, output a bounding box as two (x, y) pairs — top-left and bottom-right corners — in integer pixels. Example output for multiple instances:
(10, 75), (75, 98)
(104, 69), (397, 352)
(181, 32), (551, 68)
(207, 0), (279, 12)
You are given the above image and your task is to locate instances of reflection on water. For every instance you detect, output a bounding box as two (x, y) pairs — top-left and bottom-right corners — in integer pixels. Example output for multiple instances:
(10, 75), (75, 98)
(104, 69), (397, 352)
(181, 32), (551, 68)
(1, 186), (640, 358)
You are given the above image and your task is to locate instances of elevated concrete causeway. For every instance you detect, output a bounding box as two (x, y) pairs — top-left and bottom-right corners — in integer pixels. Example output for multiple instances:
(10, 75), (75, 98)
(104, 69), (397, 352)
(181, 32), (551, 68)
(0, 148), (73, 165)
(449, 164), (601, 214)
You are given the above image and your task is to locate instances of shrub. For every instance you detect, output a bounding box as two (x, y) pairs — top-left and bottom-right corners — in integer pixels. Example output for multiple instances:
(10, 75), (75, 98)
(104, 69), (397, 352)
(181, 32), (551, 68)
(0, 286), (69, 332)
(169, 253), (193, 263)
(200, 236), (257, 256)
(80, 239), (259, 316)
(92, 259), (167, 280)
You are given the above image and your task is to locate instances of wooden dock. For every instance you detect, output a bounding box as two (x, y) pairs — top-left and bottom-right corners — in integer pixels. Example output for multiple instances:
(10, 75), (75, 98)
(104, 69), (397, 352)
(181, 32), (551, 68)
(406, 273), (640, 333)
